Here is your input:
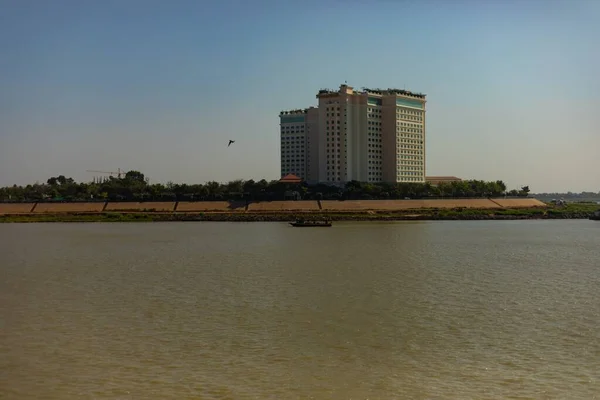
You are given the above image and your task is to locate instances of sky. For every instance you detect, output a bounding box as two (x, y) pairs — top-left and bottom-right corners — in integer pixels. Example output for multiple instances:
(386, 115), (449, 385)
(0, 0), (598, 193)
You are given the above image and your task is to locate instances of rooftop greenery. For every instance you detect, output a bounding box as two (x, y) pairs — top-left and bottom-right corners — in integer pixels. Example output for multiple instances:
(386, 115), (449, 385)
(279, 108), (310, 115)
(316, 85), (426, 99)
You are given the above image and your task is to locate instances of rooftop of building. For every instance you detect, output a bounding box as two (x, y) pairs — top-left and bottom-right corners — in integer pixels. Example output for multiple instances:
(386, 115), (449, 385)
(279, 174), (303, 183)
(364, 88), (426, 99)
(317, 84), (426, 99)
(279, 107), (317, 116)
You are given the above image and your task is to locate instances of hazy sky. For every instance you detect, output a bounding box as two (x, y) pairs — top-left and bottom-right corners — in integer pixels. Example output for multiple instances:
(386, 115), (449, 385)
(1, 0), (598, 192)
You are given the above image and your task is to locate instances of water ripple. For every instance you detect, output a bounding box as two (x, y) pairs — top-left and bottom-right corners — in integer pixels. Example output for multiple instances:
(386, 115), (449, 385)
(1, 221), (599, 399)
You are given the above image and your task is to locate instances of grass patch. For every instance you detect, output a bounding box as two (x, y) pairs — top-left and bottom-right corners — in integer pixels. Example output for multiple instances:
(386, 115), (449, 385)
(0, 213), (163, 223)
(0, 203), (596, 223)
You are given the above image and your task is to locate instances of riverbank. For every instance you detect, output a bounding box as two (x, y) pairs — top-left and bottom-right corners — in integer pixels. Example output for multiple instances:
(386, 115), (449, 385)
(0, 203), (596, 223)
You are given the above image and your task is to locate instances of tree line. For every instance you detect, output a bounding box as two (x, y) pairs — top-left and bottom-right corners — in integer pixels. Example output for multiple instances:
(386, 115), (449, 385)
(0, 171), (531, 202)
(534, 191), (600, 199)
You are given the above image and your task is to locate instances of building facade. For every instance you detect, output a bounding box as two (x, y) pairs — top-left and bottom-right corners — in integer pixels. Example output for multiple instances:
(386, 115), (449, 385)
(280, 84), (426, 184)
(279, 107), (318, 181)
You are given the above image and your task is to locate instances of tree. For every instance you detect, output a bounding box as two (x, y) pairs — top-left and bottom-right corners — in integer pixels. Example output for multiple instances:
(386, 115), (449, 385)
(0, 172), (530, 203)
(205, 181), (222, 199)
(125, 170), (146, 184)
(519, 186), (530, 197)
(225, 180), (244, 196)
(495, 180), (507, 194)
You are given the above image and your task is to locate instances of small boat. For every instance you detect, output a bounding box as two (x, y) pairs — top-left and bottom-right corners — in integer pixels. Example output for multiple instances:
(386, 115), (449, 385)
(289, 218), (332, 227)
(590, 210), (600, 221)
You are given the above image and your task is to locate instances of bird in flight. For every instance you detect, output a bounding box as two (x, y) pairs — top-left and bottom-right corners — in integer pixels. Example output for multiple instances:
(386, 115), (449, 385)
(228, 140), (235, 147)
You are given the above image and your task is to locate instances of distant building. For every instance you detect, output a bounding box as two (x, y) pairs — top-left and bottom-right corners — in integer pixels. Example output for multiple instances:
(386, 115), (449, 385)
(426, 176), (462, 186)
(280, 84), (426, 184)
(279, 108), (318, 182)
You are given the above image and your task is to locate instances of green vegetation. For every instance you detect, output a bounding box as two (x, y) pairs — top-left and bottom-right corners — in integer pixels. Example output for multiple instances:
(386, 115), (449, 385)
(0, 171), (531, 202)
(0, 213), (157, 223)
(534, 191), (600, 199)
(544, 202), (599, 218)
(1, 203), (596, 223)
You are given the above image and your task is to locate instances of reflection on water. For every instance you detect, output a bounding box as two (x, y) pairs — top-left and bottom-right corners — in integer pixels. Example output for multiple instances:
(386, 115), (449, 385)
(1, 221), (599, 399)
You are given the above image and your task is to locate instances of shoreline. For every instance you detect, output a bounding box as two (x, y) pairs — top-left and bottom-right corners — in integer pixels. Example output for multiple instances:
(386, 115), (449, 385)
(0, 208), (594, 223)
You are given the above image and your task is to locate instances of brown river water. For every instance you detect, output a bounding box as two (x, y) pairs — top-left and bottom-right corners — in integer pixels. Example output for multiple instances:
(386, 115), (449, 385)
(1, 221), (599, 399)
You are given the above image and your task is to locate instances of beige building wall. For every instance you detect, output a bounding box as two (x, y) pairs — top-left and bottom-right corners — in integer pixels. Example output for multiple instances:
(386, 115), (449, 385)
(317, 95), (331, 182)
(317, 85), (375, 184)
(363, 93), (383, 182)
(346, 93), (362, 181)
(382, 96), (398, 183)
(305, 107), (319, 183)
(317, 91), (347, 183)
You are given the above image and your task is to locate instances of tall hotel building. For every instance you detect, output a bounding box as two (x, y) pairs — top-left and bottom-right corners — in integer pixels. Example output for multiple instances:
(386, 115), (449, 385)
(279, 84), (426, 184)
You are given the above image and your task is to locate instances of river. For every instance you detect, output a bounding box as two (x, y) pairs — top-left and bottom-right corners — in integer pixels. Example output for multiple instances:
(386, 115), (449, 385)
(1, 221), (599, 399)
